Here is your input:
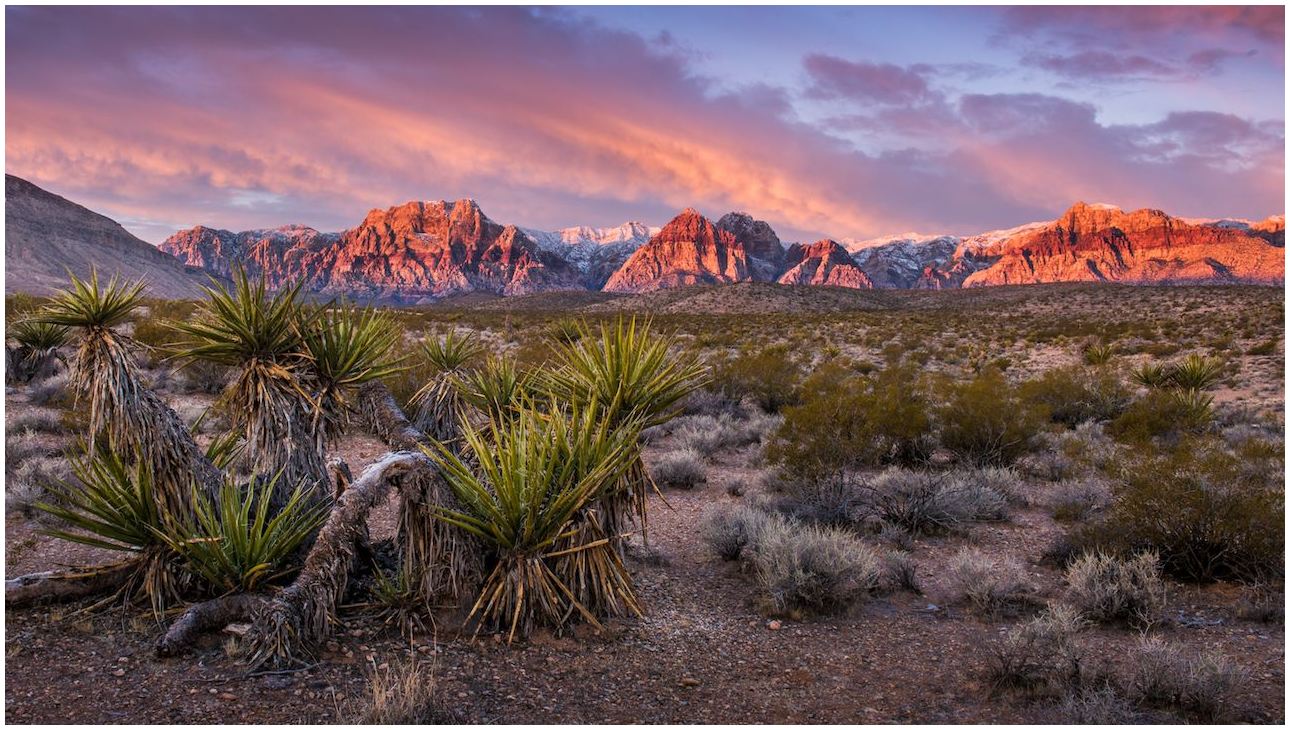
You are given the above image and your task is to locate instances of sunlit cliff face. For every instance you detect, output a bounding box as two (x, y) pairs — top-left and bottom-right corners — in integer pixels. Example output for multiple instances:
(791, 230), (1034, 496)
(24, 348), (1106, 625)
(5, 5), (1284, 244)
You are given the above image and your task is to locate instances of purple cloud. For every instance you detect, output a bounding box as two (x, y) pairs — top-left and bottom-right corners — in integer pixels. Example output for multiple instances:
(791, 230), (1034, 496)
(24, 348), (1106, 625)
(803, 55), (933, 105)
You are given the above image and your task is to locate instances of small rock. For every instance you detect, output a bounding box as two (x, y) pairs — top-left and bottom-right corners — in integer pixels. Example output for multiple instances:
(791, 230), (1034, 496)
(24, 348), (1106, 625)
(111, 668), (126, 677)
(680, 677), (701, 687)
(217, 692), (237, 701)
(767, 620), (783, 631)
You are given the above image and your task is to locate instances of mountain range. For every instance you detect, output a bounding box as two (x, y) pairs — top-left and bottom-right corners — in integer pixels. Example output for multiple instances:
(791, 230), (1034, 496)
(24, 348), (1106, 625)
(4, 174), (1284, 301)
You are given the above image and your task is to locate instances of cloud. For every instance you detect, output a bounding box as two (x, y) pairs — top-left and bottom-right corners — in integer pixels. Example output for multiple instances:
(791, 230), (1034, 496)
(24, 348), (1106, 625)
(1002, 6), (1284, 46)
(803, 55), (933, 105)
(4, 6), (1284, 245)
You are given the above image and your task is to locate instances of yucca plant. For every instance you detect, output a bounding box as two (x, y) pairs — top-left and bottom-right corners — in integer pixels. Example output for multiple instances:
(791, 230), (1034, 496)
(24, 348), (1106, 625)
(423, 400), (639, 642)
(35, 447), (183, 615)
(301, 302), (405, 447)
(171, 271), (324, 501)
(455, 357), (530, 426)
(411, 329), (484, 444)
(38, 270), (206, 514)
(1082, 342), (1114, 366)
(1131, 361), (1172, 389)
(6, 319), (70, 383)
(365, 562), (433, 639)
(1168, 388), (1215, 432)
(546, 317), (586, 345)
(1169, 354), (1225, 391)
(544, 317), (707, 540)
(40, 270), (147, 446)
(160, 474), (328, 594)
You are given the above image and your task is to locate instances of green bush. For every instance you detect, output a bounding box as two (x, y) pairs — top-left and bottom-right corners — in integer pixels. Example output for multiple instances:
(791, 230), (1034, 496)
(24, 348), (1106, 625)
(1020, 366), (1131, 426)
(767, 364), (933, 479)
(1108, 389), (1212, 443)
(1074, 440), (1283, 583)
(936, 368), (1047, 466)
(709, 344), (801, 413)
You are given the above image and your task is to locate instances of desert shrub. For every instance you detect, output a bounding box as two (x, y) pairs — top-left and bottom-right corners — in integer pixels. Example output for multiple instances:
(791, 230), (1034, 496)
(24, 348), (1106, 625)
(772, 473), (869, 529)
(936, 368), (1047, 466)
(880, 549), (920, 594)
(767, 364), (933, 480)
(701, 504), (770, 561)
(1246, 337), (1278, 356)
(1234, 585), (1284, 624)
(1108, 389), (1212, 443)
(650, 449), (707, 490)
(173, 359), (230, 395)
(986, 605), (1089, 694)
(1019, 366), (1131, 426)
(1055, 686), (1144, 724)
(748, 515), (882, 616)
(5, 456), (72, 518)
(5, 429), (55, 467)
(1045, 477), (1110, 522)
(1125, 637), (1244, 722)
(709, 344), (801, 413)
(357, 658), (452, 724)
(1017, 449), (1076, 483)
(960, 466), (1027, 507)
(5, 409), (65, 435)
(27, 372), (72, 408)
(1075, 440), (1283, 583)
(942, 547), (1033, 618)
(864, 468), (1008, 534)
(673, 409), (777, 454)
(1063, 551), (1166, 628)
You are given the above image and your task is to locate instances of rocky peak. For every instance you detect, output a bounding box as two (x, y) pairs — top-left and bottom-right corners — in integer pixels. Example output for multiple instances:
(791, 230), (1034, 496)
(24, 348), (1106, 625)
(716, 211), (784, 266)
(777, 239), (873, 289)
(602, 208), (751, 292)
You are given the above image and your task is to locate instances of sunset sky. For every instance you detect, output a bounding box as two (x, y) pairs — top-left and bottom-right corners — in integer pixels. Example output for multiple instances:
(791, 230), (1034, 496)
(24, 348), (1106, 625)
(6, 5), (1285, 244)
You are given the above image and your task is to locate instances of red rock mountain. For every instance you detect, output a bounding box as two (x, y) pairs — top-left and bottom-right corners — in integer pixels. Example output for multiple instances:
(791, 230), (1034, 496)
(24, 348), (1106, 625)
(778, 239), (873, 288)
(960, 202), (1284, 287)
(163, 199), (582, 302)
(602, 209), (753, 292)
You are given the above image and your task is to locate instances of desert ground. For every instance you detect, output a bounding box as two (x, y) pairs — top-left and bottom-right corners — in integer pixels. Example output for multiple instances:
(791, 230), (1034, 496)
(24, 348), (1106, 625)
(4, 282), (1284, 724)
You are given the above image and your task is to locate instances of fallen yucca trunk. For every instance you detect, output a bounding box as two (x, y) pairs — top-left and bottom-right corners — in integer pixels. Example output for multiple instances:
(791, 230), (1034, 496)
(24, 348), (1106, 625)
(241, 451), (440, 668)
(425, 400), (640, 642)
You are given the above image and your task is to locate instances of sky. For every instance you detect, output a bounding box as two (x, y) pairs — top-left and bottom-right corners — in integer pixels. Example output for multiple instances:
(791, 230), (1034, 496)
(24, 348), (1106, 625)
(5, 5), (1285, 244)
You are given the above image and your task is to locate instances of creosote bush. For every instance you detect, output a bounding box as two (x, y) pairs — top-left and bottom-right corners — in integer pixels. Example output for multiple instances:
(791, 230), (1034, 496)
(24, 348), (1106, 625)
(767, 363), (933, 480)
(708, 344), (801, 413)
(1019, 365), (1131, 426)
(1072, 438), (1283, 583)
(936, 368), (1046, 466)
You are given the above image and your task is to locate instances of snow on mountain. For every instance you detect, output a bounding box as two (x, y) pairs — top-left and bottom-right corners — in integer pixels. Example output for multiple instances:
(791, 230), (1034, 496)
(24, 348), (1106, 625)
(521, 222), (658, 287)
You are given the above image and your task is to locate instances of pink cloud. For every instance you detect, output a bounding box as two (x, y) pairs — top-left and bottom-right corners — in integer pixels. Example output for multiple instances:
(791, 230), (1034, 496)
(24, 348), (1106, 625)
(4, 7), (1284, 245)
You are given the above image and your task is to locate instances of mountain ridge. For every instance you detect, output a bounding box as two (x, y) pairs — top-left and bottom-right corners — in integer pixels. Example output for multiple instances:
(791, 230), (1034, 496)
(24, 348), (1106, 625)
(5, 176), (1282, 301)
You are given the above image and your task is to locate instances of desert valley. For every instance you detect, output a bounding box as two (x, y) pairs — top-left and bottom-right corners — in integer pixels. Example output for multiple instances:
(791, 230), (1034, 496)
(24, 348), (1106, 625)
(4, 174), (1285, 723)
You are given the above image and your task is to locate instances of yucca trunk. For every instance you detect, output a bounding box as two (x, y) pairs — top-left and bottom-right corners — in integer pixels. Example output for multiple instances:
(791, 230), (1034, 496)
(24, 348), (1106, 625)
(71, 326), (222, 514)
(360, 380), (482, 603)
(242, 451), (437, 668)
